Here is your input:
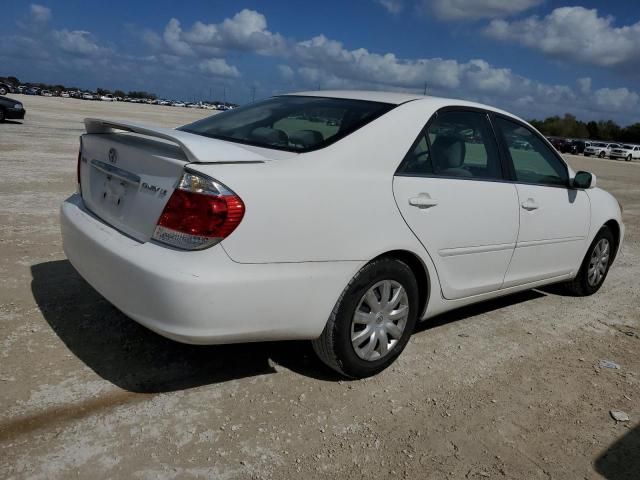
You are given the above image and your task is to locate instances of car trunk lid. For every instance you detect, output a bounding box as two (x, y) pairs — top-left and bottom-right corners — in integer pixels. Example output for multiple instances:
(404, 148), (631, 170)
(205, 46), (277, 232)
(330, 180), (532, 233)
(79, 118), (271, 242)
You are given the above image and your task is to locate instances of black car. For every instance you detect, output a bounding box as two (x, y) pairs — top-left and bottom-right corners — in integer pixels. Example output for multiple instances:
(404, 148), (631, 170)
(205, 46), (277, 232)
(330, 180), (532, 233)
(547, 137), (571, 152)
(0, 83), (13, 95)
(566, 140), (588, 154)
(0, 95), (26, 122)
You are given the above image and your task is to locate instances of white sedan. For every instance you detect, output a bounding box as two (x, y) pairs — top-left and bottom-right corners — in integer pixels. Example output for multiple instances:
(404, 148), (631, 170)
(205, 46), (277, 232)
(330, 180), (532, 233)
(60, 91), (624, 378)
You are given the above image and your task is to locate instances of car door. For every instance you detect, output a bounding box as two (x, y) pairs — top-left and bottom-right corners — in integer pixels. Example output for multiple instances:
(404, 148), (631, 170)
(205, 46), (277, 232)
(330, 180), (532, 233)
(393, 109), (519, 300)
(492, 116), (590, 287)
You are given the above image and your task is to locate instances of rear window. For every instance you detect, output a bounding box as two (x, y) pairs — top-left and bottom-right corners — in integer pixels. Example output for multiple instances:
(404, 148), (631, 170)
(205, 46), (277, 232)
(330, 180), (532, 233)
(179, 96), (395, 152)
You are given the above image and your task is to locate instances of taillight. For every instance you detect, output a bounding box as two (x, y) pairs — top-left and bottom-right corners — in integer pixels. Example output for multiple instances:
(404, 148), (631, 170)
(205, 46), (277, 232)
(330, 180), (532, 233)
(152, 171), (245, 250)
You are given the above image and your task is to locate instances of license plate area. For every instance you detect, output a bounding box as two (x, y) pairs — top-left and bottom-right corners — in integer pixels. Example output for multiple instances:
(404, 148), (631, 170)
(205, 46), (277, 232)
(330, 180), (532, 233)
(90, 159), (141, 212)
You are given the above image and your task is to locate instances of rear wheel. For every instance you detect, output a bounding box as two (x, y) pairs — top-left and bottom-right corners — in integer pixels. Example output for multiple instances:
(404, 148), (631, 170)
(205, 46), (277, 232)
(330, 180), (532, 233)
(599, 151), (606, 158)
(560, 227), (614, 296)
(0, 87), (7, 95)
(312, 257), (419, 378)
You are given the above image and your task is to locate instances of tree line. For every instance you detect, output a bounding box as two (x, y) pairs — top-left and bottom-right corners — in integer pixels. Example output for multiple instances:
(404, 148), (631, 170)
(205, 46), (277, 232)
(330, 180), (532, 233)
(529, 113), (640, 143)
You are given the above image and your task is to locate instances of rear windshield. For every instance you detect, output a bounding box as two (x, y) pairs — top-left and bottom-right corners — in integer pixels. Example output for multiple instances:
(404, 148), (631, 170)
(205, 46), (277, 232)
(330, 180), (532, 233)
(179, 96), (395, 152)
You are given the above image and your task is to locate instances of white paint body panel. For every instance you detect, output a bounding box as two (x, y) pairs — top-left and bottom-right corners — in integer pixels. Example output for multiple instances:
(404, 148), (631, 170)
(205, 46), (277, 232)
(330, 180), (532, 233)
(504, 185), (590, 287)
(392, 177), (519, 299)
(60, 92), (624, 344)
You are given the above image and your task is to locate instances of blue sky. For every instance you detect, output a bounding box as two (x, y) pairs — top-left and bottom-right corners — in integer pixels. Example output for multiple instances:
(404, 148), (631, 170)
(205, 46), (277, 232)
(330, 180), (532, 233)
(2, 1), (640, 124)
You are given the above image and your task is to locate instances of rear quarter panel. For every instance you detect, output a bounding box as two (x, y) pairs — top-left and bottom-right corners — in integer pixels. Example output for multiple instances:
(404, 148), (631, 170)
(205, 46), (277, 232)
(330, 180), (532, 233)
(191, 100), (446, 265)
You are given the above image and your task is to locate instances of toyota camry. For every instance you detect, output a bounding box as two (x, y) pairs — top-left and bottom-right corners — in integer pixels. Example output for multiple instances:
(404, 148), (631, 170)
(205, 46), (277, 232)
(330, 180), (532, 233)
(60, 91), (624, 378)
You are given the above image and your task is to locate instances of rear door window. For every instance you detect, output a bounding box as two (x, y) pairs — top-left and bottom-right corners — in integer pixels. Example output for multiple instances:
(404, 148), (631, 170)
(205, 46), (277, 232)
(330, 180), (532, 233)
(397, 110), (503, 180)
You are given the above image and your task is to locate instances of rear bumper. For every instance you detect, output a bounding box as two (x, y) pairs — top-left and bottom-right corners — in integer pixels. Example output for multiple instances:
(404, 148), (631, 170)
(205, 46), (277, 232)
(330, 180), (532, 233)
(60, 194), (359, 344)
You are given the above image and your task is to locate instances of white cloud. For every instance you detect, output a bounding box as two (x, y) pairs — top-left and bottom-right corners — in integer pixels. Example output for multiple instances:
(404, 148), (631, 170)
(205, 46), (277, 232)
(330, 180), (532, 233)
(423, 0), (542, 21)
(52, 30), (104, 56)
(30, 4), (51, 23)
(376, 0), (404, 14)
(141, 29), (163, 50)
(277, 64), (295, 80)
(198, 58), (240, 78)
(577, 77), (591, 95)
(593, 88), (639, 112)
(484, 7), (640, 68)
(163, 18), (195, 56)
(179, 9), (286, 55)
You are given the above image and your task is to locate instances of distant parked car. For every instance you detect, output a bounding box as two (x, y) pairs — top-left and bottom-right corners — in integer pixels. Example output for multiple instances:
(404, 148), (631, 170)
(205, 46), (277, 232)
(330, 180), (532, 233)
(0, 95), (26, 122)
(609, 145), (640, 162)
(25, 88), (39, 95)
(584, 143), (619, 158)
(0, 83), (14, 95)
(40, 90), (53, 97)
(568, 140), (589, 155)
(82, 92), (95, 100)
(547, 137), (573, 153)
(60, 92), (70, 98)
(171, 101), (185, 107)
(100, 94), (115, 102)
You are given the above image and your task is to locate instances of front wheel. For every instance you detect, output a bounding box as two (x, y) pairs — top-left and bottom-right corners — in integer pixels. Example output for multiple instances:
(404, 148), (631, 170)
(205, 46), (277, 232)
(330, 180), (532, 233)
(560, 227), (614, 296)
(312, 257), (419, 378)
(0, 87), (7, 95)
(626, 155), (632, 162)
(599, 151), (606, 158)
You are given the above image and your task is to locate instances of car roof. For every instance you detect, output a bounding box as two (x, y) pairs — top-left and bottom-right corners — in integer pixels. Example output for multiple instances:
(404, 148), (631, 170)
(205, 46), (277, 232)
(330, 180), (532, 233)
(285, 90), (517, 116)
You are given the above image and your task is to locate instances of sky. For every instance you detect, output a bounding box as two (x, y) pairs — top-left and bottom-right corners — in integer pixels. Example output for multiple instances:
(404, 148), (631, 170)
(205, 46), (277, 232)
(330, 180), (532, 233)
(2, 0), (640, 124)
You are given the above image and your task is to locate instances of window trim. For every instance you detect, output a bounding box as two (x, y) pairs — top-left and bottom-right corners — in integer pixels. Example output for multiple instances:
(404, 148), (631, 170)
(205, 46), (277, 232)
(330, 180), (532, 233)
(394, 106), (510, 182)
(490, 113), (572, 189)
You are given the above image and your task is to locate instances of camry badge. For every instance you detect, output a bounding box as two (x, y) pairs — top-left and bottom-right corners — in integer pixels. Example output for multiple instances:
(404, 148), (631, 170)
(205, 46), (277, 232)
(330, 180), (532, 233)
(108, 148), (118, 164)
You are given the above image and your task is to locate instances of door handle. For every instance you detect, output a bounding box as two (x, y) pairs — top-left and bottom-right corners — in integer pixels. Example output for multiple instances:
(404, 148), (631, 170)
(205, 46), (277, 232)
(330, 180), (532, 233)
(409, 194), (438, 209)
(521, 198), (539, 211)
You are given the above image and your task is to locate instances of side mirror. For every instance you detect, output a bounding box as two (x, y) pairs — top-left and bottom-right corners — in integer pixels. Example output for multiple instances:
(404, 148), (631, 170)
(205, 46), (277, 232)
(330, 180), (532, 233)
(573, 171), (596, 189)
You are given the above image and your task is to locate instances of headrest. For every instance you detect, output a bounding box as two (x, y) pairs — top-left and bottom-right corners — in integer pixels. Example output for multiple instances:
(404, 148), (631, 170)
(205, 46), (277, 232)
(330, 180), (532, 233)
(431, 136), (466, 169)
(250, 127), (288, 146)
(289, 130), (324, 149)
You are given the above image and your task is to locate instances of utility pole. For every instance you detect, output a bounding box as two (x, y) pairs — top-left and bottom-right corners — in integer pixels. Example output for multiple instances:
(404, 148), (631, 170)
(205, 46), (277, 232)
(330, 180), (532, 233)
(423, 81), (427, 96)
(251, 86), (256, 103)
(223, 85), (226, 105)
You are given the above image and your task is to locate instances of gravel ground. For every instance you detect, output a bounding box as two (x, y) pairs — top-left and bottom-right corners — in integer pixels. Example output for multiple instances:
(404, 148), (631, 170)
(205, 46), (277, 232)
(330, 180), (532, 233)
(1, 95), (638, 480)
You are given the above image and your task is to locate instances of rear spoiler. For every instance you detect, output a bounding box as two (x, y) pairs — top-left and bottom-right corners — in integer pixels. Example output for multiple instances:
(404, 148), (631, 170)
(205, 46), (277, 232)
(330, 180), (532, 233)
(84, 118), (268, 163)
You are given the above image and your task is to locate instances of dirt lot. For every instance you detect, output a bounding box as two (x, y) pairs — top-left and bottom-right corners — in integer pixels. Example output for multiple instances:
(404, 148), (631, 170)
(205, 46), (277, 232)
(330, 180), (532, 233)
(1, 95), (638, 479)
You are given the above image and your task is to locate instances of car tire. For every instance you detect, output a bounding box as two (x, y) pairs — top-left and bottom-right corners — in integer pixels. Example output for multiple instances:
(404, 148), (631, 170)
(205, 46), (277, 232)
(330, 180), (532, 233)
(312, 257), (419, 379)
(0, 87), (7, 95)
(560, 227), (615, 296)
(599, 151), (606, 158)
(626, 155), (632, 162)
